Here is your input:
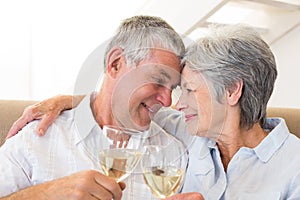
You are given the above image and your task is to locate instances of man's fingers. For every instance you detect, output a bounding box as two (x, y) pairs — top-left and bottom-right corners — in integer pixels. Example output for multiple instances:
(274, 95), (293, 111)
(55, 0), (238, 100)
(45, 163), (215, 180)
(89, 184), (115, 200)
(118, 181), (126, 191)
(94, 173), (124, 200)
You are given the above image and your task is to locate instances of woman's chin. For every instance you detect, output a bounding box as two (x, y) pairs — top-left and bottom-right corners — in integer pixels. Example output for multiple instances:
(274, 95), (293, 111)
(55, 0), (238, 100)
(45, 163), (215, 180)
(186, 122), (198, 136)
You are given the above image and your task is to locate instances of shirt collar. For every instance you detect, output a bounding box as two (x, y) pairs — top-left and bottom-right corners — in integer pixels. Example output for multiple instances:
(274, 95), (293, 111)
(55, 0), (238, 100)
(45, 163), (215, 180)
(74, 94), (99, 144)
(191, 118), (290, 162)
(189, 137), (214, 160)
(254, 118), (290, 162)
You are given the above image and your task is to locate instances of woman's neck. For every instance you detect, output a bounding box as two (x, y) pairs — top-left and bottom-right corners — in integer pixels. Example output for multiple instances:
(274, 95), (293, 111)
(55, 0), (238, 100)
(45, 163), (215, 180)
(216, 122), (268, 172)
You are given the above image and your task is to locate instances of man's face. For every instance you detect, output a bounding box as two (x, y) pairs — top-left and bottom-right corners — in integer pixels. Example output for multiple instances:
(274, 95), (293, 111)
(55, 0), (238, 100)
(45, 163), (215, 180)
(111, 49), (181, 131)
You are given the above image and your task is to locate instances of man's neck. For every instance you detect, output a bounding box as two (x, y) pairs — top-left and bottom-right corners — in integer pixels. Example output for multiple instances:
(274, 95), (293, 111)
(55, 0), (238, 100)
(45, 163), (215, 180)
(91, 86), (116, 128)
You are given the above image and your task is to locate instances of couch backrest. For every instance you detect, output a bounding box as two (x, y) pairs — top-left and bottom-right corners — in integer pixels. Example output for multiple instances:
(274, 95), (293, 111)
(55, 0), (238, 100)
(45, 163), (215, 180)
(0, 100), (37, 146)
(267, 107), (300, 138)
(0, 100), (300, 146)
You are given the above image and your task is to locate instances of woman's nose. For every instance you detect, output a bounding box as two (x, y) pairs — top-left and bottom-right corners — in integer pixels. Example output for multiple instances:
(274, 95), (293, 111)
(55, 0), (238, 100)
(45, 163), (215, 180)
(175, 96), (187, 111)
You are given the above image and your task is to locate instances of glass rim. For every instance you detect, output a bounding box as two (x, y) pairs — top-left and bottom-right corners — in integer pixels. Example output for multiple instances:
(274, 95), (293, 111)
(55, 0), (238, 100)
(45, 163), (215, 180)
(103, 125), (144, 135)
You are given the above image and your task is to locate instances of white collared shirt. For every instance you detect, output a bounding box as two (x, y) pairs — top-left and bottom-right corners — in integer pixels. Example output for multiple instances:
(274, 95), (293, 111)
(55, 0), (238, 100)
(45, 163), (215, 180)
(0, 95), (158, 199)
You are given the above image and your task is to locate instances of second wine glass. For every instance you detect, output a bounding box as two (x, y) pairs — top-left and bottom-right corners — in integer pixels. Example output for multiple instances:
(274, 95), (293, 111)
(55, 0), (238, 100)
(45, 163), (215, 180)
(141, 125), (189, 199)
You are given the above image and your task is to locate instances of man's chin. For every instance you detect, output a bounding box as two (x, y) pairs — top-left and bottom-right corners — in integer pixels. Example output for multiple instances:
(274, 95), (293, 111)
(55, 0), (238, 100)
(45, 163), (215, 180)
(117, 118), (151, 132)
(133, 121), (151, 131)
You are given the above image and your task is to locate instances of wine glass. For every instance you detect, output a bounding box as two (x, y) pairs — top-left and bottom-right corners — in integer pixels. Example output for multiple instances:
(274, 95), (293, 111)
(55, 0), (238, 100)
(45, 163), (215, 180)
(141, 124), (189, 199)
(99, 125), (145, 182)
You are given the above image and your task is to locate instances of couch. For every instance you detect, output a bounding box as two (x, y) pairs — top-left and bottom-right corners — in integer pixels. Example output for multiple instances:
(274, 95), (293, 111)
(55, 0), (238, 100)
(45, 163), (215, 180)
(0, 100), (37, 146)
(0, 100), (300, 146)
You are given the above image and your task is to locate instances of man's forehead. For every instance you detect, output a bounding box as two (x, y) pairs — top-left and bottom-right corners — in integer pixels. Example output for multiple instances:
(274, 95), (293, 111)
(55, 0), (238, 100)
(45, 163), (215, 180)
(147, 48), (181, 64)
(148, 48), (181, 57)
(140, 64), (180, 76)
(136, 64), (180, 86)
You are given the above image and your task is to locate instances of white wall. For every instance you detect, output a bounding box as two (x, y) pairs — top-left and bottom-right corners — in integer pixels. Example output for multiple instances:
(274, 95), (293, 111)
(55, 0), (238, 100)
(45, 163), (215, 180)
(1, 1), (300, 108)
(0, 1), (32, 99)
(0, 0), (145, 100)
(268, 25), (300, 108)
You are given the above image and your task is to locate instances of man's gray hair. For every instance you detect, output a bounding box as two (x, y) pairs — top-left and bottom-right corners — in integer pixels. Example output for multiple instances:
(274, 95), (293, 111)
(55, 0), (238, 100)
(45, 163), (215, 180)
(184, 24), (277, 129)
(104, 15), (185, 68)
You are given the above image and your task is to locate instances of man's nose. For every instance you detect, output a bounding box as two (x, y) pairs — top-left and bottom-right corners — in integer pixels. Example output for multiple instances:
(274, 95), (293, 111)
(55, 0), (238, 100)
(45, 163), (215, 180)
(156, 87), (172, 107)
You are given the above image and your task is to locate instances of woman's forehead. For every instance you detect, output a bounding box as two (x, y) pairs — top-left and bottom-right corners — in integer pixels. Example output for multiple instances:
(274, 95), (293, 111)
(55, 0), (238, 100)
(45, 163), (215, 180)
(181, 66), (210, 89)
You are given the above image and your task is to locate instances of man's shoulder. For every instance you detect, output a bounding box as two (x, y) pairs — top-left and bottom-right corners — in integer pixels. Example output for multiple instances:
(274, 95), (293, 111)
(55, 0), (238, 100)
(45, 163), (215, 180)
(4, 110), (75, 147)
(154, 107), (182, 121)
(153, 108), (184, 131)
(151, 107), (189, 142)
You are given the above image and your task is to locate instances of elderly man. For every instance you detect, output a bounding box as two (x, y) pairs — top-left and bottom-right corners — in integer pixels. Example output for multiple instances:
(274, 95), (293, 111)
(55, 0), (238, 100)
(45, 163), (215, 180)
(7, 24), (300, 200)
(0, 15), (202, 200)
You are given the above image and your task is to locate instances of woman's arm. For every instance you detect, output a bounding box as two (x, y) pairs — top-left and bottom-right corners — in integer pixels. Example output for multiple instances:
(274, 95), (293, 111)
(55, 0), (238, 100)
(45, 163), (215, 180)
(6, 95), (84, 138)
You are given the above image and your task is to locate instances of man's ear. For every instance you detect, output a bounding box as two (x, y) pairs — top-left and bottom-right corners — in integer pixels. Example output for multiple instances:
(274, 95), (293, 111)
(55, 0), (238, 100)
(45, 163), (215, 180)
(106, 47), (124, 78)
(227, 80), (243, 106)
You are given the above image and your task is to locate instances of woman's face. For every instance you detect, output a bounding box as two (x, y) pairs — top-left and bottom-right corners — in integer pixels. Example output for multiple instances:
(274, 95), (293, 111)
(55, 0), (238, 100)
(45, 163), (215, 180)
(176, 65), (227, 139)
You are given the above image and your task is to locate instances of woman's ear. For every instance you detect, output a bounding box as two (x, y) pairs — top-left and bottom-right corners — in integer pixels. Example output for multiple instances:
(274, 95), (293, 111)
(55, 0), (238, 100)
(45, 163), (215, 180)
(106, 47), (124, 78)
(227, 80), (243, 106)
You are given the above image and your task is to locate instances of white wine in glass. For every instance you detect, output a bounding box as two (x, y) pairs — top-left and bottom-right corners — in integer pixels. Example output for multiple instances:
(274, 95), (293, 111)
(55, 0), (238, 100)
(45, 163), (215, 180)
(141, 125), (188, 199)
(143, 165), (184, 198)
(99, 125), (144, 182)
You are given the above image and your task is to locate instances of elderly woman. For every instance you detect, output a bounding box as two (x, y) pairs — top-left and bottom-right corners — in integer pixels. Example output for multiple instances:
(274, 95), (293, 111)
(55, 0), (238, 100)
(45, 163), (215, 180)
(172, 25), (300, 199)
(6, 25), (300, 200)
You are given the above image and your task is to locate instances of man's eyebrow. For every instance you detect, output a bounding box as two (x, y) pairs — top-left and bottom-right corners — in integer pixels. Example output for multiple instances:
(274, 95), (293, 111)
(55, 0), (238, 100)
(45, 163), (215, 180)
(159, 69), (171, 80)
(158, 68), (181, 89)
